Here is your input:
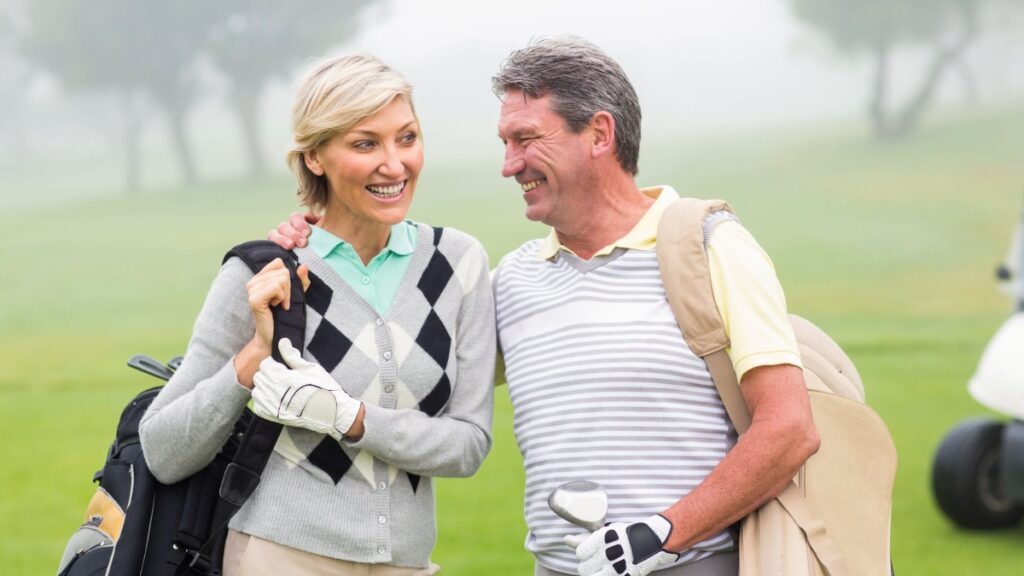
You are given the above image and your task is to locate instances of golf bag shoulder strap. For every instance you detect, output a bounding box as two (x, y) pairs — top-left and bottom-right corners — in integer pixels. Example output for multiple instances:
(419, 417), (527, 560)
(217, 241), (306, 507)
(655, 198), (852, 576)
(223, 240), (305, 365)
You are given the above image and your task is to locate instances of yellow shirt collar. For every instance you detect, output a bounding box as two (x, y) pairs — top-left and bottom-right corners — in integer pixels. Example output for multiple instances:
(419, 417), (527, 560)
(537, 185), (681, 260)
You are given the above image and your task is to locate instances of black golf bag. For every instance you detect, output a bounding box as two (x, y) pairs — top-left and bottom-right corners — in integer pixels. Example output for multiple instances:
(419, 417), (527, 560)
(57, 242), (305, 576)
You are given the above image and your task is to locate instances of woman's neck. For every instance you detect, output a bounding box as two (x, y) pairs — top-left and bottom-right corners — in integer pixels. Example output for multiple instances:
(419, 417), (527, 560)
(318, 210), (392, 266)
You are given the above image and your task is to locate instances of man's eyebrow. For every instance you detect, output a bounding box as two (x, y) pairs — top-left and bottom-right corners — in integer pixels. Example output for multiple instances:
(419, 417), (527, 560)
(498, 127), (532, 141)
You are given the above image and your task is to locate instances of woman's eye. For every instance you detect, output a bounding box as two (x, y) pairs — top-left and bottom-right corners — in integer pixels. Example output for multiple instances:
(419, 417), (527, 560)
(353, 141), (375, 151)
(400, 132), (418, 144)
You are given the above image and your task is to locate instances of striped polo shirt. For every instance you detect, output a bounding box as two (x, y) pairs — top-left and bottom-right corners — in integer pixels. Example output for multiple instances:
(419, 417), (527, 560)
(494, 243), (737, 574)
(495, 186), (801, 574)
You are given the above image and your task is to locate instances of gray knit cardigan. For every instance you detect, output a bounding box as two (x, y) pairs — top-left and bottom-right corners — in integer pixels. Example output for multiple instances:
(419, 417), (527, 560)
(139, 224), (496, 568)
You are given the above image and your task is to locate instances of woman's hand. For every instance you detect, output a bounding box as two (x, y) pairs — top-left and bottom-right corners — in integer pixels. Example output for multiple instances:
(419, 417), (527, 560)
(234, 258), (310, 388)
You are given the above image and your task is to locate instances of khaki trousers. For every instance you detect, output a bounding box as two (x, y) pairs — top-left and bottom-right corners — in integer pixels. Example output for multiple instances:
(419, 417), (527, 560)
(224, 530), (440, 576)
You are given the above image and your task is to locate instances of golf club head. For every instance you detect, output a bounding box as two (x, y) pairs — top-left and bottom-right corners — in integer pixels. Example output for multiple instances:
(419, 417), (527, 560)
(548, 480), (608, 531)
(127, 354), (175, 381)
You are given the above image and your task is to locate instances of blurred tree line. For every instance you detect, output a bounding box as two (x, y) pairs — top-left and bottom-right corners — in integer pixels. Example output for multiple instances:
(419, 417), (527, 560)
(0, 0), (1021, 195)
(788, 0), (1023, 140)
(13, 0), (376, 192)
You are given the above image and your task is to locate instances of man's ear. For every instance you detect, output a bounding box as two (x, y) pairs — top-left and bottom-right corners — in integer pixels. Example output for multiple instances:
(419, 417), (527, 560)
(303, 150), (324, 176)
(590, 111), (616, 159)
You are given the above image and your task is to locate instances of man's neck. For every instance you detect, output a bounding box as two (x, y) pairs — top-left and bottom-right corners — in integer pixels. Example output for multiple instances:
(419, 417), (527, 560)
(555, 180), (654, 260)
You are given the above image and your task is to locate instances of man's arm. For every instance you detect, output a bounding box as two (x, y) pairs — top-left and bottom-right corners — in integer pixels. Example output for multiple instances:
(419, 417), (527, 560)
(660, 362), (818, 551)
(568, 364), (818, 575)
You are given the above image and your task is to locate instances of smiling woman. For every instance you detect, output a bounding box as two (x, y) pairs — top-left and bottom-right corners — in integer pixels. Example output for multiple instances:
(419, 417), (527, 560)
(137, 54), (496, 576)
(304, 98), (424, 263)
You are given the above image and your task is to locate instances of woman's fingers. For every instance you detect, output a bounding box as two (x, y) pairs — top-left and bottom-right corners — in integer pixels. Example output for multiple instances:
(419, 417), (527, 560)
(247, 259), (292, 310)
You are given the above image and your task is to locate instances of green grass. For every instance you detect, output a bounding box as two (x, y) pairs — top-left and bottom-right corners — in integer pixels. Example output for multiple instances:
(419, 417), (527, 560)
(3, 103), (1024, 574)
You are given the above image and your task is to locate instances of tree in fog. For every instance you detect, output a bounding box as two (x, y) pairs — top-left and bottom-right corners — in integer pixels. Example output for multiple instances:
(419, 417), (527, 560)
(789, 0), (1015, 139)
(0, 0), (31, 159)
(207, 0), (377, 177)
(21, 1), (225, 191)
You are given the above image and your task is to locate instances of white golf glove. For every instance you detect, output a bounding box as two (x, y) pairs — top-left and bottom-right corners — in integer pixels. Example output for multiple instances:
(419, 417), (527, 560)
(565, 514), (678, 576)
(252, 338), (361, 440)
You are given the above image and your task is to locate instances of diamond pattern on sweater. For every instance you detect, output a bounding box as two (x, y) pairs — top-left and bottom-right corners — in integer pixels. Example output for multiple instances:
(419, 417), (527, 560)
(454, 245), (485, 293)
(273, 428), (304, 470)
(352, 323), (379, 366)
(305, 272), (333, 316)
(389, 323), (415, 367)
(353, 450), (376, 486)
(417, 251), (454, 306)
(418, 373), (451, 417)
(307, 437), (353, 484)
(307, 319), (351, 372)
(297, 232), (465, 487)
(415, 310), (451, 368)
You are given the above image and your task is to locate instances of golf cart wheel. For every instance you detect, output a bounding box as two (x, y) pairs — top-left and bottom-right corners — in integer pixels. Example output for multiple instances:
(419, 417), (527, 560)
(932, 418), (1024, 529)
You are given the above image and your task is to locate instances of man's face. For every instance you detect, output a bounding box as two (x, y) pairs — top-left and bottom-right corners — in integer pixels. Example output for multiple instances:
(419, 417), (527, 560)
(497, 90), (593, 227)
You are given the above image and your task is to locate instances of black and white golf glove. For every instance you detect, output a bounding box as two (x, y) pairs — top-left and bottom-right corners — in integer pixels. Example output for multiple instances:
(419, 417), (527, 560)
(565, 514), (678, 576)
(252, 338), (361, 440)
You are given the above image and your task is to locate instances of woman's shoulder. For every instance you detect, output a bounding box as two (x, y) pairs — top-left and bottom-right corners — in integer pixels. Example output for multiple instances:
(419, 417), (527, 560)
(409, 221), (488, 259)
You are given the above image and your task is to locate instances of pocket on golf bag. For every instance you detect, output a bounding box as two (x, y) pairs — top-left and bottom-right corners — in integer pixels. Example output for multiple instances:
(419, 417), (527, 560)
(57, 519), (114, 576)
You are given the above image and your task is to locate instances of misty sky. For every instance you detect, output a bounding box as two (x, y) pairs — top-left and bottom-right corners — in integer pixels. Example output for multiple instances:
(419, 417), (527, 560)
(256, 0), (1021, 160)
(4, 0), (1022, 200)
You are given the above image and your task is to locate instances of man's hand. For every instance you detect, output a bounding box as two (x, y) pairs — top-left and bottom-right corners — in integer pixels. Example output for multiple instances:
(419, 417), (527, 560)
(252, 338), (362, 440)
(268, 211), (320, 249)
(565, 515), (678, 576)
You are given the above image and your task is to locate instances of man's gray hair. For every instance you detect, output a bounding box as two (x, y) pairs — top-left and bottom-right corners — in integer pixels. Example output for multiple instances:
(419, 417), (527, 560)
(492, 36), (641, 175)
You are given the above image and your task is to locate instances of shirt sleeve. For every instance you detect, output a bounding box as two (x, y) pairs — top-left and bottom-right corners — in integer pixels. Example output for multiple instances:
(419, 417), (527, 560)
(706, 220), (801, 383)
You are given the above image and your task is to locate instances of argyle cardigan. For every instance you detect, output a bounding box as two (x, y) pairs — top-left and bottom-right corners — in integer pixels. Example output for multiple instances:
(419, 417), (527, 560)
(139, 224), (496, 568)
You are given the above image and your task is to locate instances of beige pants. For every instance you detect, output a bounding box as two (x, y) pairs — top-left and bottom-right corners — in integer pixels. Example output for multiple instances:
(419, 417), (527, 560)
(224, 530), (440, 576)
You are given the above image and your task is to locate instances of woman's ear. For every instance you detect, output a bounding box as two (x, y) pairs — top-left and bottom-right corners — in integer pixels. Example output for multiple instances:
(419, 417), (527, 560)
(303, 150), (324, 176)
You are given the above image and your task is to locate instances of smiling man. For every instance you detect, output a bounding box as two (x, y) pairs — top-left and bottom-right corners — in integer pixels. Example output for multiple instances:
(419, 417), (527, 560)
(488, 37), (818, 576)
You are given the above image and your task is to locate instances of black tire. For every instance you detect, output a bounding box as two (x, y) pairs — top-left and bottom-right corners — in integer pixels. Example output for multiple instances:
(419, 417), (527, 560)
(932, 418), (1024, 529)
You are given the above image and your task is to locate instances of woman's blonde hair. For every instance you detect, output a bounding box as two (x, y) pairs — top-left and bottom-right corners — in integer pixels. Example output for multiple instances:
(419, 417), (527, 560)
(286, 54), (416, 212)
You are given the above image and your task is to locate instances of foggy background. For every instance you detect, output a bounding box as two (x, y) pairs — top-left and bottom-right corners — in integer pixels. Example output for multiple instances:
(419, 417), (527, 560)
(5, 2), (1024, 573)
(3, 0), (1022, 207)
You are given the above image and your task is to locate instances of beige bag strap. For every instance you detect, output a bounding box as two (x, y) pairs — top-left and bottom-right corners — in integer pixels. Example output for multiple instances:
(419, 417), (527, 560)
(706, 349), (848, 576)
(775, 484), (849, 576)
(656, 198), (848, 576)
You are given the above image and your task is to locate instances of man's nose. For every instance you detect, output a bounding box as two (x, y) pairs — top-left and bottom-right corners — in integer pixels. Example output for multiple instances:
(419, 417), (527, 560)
(502, 145), (524, 178)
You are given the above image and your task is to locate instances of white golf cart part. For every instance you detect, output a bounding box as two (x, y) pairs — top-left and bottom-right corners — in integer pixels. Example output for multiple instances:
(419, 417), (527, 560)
(969, 312), (1024, 420)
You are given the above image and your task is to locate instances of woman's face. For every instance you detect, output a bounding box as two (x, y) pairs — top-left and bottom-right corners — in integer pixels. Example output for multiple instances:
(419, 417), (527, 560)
(306, 96), (423, 227)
